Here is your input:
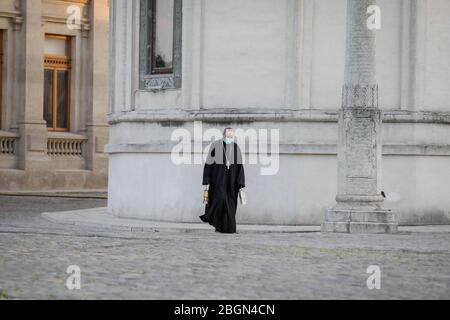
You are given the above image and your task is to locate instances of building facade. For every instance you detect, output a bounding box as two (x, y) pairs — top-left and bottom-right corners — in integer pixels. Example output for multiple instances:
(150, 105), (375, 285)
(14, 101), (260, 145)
(0, 0), (109, 191)
(107, 0), (450, 225)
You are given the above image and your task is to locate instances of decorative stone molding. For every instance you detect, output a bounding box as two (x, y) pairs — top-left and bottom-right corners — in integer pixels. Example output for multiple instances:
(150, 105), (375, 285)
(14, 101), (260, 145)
(341, 107), (381, 182)
(142, 76), (175, 91)
(138, 0), (183, 90)
(341, 84), (378, 108)
(81, 22), (91, 38)
(0, 136), (18, 156)
(0, 131), (19, 156)
(104, 142), (450, 157)
(11, 15), (23, 31)
(107, 108), (450, 125)
(41, 15), (90, 37)
(47, 133), (87, 157)
(44, 56), (72, 69)
(41, 15), (89, 25)
(0, 11), (24, 31)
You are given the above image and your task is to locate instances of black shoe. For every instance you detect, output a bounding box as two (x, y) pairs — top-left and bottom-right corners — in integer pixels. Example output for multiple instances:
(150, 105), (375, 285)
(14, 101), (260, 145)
(199, 215), (208, 223)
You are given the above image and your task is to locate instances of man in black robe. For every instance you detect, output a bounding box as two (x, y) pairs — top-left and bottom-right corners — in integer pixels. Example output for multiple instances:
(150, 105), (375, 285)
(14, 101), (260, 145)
(199, 127), (245, 233)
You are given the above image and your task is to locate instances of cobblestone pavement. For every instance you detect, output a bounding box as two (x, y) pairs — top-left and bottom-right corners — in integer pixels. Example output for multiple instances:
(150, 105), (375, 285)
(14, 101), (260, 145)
(0, 195), (449, 299)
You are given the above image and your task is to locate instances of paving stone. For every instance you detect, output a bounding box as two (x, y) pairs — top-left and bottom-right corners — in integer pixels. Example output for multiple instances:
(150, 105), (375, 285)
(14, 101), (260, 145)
(0, 195), (449, 299)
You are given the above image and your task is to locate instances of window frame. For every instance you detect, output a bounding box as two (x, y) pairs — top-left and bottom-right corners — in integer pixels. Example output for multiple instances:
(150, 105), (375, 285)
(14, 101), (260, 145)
(43, 34), (71, 132)
(0, 30), (3, 129)
(139, 0), (182, 90)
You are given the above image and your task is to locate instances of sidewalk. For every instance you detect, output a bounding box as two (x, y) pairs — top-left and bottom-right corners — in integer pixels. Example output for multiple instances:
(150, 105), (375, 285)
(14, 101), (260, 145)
(42, 207), (320, 234)
(42, 207), (450, 234)
(0, 190), (107, 199)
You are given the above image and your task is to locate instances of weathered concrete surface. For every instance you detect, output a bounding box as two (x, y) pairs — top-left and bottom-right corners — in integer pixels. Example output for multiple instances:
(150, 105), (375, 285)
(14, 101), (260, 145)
(0, 190), (107, 199)
(0, 195), (449, 299)
(42, 207), (321, 234)
(41, 206), (449, 235)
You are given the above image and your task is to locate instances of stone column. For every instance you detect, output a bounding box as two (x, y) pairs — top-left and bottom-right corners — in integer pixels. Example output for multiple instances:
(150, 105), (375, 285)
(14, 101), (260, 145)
(321, 0), (398, 233)
(16, 0), (48, 170)
(83, 0), (109, 176)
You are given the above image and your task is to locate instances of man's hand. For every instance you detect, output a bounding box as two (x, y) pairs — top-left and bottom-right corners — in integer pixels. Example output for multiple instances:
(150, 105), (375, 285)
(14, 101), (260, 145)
(203, 190), (209, 204)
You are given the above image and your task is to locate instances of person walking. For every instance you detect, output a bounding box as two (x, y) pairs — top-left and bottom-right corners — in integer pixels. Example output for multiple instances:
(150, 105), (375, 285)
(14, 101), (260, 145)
(199, 127), (245, 233)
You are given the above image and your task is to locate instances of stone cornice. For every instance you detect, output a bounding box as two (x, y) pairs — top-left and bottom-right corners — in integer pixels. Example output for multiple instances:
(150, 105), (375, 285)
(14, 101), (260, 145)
(43, 0), (90, 4)
(107, 109), (450, 125)
(41, 15), (90, 28)
(0, 11), (24, 30)
(0, 11), (22, 19)
(104, 142), (450, 156)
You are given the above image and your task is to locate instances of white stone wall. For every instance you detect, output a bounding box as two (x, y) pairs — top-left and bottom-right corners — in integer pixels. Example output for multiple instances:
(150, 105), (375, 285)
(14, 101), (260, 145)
(111, 0), (450, 111)
(107, 0), (450, 225)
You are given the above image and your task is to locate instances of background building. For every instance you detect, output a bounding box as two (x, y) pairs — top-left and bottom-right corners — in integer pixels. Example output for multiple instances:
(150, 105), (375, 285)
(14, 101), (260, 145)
(111, 0), (449, 225)
(0, 0), (109, 191)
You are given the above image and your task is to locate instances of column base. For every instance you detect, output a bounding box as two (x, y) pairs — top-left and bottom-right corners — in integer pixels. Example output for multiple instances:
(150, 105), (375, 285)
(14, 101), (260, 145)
(321, 204), (398, 234)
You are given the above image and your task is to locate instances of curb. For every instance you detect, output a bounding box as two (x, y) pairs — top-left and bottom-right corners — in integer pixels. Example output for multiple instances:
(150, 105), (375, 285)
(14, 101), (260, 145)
(41, 207), (450, 235)
(0, 191), (107, 199)
(41, 207), (322, 234)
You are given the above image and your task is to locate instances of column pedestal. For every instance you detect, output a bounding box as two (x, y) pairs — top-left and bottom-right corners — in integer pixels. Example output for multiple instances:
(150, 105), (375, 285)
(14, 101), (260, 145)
(322, 106), (398, 233)
(322, 203), (398, 233)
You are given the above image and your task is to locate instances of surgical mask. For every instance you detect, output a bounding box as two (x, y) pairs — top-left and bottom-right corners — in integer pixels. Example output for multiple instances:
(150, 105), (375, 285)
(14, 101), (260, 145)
(224, 137), (234, 144)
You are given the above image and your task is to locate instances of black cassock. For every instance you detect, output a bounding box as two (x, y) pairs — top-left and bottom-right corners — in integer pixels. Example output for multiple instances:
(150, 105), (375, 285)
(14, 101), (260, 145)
(199, 139), (245, 233)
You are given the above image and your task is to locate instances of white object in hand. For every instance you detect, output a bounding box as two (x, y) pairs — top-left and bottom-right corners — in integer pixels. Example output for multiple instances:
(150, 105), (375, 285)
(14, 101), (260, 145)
(239, 188), (247, 205)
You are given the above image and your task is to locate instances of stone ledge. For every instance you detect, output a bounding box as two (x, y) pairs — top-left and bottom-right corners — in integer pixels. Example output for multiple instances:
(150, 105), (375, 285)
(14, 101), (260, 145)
(0, 190), (107, 199)
(0, 169), (108, 191)
(47, 131), (88, 140)
(0, 130), (20, 138)
(107, 108), (450, 125)
(104, 142), (450, 156)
